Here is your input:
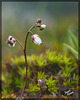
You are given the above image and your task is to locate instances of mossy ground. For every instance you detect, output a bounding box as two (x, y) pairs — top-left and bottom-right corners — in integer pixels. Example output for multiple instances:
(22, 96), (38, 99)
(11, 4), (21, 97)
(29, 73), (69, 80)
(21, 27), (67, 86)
(2, 49), (79, 99)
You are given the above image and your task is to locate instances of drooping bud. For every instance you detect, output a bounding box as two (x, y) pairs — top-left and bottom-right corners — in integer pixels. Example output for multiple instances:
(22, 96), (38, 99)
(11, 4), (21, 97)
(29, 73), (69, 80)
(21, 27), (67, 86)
(31, 34), (42, 46)
(39, 23), (46, 30)
(6, 36), (16, 47)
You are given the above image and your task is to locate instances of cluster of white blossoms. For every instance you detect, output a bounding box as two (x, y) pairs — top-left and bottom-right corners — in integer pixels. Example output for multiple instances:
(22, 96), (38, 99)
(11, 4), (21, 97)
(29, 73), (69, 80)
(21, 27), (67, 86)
(31, 18), (46, 45)
(7, 19), (46, 47)
(6, 36), (16, 47)
(36, 18), (46, 30)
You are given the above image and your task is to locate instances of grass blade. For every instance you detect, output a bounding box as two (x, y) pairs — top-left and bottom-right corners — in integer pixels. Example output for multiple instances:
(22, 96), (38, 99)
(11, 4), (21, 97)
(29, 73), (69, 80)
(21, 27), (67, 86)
(63, 43), (78, 58)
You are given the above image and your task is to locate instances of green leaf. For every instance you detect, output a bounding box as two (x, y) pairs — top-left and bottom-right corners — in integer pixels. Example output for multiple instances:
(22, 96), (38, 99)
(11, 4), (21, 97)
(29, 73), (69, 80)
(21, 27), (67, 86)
(69, 31), (78, 51)
(63, 43), (78, 58)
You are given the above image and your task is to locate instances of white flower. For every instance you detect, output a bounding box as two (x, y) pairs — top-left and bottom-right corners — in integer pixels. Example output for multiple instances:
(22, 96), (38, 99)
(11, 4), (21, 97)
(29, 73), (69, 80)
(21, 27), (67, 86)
(39, 24), (46, 30)
(6, 36), (16, 47)
(31, 34), (42, 45)
(38, 79), (42, 86)
(38, 79), (42, 83)
(41, 24), (46, 28)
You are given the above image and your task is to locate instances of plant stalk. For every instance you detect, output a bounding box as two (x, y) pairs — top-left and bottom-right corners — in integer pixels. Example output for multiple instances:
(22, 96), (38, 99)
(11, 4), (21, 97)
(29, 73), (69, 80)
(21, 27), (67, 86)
(20, 23), (37, 99)
(13, 37), (24, 50)
(40, 86), (43, 97)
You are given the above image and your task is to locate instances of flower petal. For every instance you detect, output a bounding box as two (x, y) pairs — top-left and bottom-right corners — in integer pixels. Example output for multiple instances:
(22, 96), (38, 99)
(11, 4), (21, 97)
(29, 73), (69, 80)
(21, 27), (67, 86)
(31, 34), (42, 45)
(7, 36), (16, 47)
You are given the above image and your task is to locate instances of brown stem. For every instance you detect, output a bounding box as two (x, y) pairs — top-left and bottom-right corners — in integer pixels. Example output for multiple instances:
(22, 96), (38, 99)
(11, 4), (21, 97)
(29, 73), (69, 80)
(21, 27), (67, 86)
(13, 37), (24, 50)
(20, 23), (37, 99)
(29, 31), (33, 35)
(40, 86), (43, 97)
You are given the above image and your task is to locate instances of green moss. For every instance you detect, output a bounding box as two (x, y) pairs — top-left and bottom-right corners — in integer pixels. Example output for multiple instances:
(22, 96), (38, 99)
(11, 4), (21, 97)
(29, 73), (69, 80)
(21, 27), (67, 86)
(17, 65), (31, 79)
(34, 54), (47, 68)
(14, 77), (25, 90)
(45, 49), (62, 64)
(59, 64), (76, 78)
(2, 49), (78, 97)
(25, 83), (40, 95)
(46, 75), (59, 93)
(37, 72), (47, 80)
(59, 54), (72, 65)
(11, 56), (25, 66)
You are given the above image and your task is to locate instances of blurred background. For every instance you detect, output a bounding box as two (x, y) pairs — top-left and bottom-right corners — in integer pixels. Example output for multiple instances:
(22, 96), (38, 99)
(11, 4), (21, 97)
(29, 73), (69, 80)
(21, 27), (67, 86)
(2, 2), (78, 64)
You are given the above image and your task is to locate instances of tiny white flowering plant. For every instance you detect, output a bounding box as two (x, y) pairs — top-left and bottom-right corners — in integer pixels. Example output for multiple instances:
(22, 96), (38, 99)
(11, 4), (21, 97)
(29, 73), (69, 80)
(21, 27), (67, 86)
(6, 19), (46, 99)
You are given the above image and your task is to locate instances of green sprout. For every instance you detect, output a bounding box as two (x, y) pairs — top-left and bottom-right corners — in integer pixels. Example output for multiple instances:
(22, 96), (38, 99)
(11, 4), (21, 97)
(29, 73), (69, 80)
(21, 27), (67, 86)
(37, 72), (47, 80)
(60, 64), (76, 78)
(25, 83), (40, 95)
(46, 75), (59, 94)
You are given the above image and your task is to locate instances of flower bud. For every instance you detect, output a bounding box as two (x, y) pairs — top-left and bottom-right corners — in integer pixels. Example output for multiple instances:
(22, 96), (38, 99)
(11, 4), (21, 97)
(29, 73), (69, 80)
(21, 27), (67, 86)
(39, 23), (46, 30)
(36, 23), (41, 27)
(37, 18), (41, 23)
(31, 34), (42, 45)
(38, 79), (42, 87)
(6, 36), (16, 47)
